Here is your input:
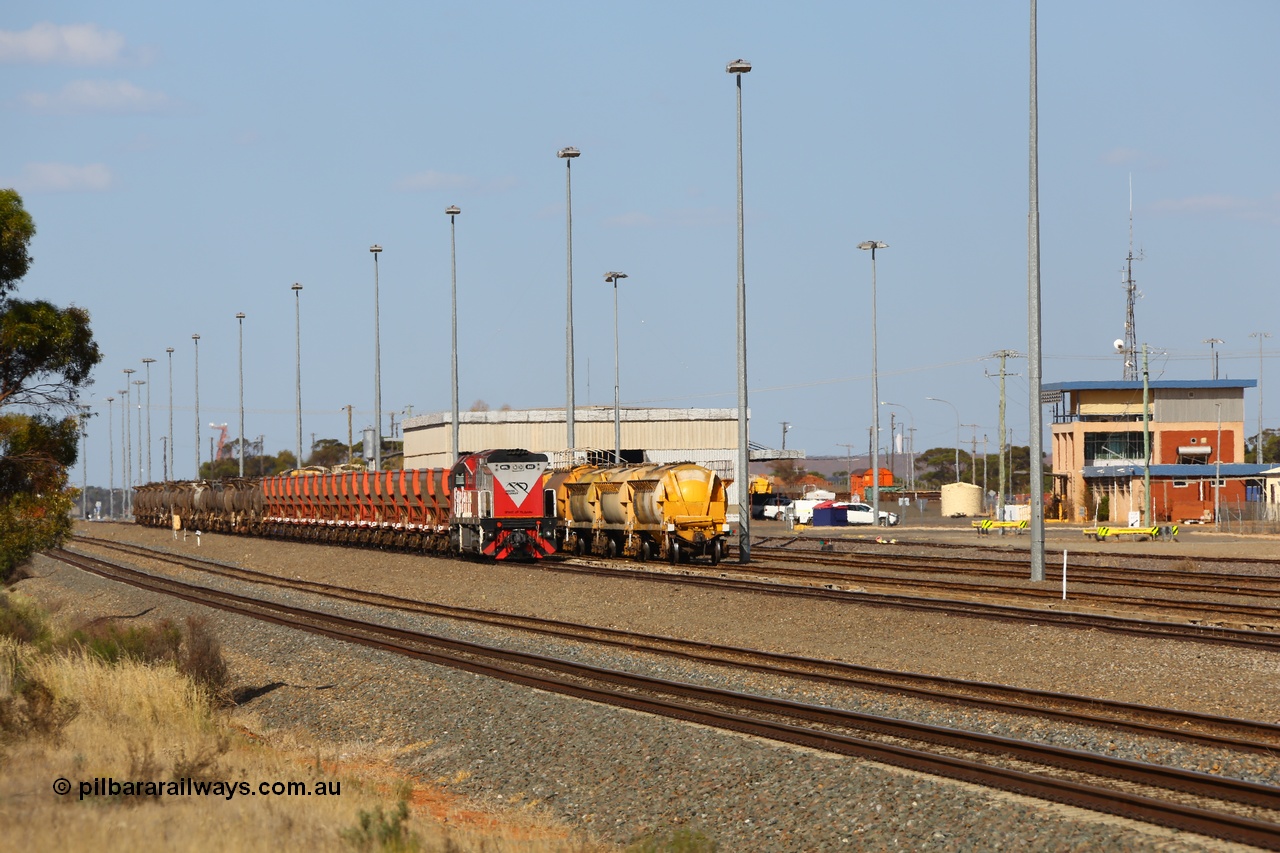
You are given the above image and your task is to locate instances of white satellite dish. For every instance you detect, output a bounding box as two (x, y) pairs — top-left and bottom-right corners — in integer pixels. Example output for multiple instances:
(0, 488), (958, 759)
(1112, 339), (1126, 352)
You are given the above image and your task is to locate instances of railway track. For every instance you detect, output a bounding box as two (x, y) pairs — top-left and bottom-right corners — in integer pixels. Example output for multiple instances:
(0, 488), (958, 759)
(754, 534), (1280, 574)
(67, 536), (1280, 755)
(716, 546), (1280, 628)
(754, 539), (1280, 599)
(47, 543), (1280, 850)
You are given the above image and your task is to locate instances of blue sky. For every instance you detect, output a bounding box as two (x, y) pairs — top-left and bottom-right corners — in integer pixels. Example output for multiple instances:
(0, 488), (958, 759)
(5, 2), (1278, 488)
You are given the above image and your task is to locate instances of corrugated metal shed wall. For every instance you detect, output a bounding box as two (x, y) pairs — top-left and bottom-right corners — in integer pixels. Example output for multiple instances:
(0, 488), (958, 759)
(402, 408), (745, 507)
(1154, 388), (1243, 423)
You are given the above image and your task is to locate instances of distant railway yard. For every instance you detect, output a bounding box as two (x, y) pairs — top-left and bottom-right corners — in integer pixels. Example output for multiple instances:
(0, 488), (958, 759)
(20, 520), (1280, 850)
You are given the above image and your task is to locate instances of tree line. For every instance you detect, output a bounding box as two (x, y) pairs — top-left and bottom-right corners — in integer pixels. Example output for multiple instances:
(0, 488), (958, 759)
(0, 189), (102, 581)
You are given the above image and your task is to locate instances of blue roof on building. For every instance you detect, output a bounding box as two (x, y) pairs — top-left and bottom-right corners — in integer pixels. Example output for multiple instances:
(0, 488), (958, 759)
(1044, 379), (1256, 392)
(1081, 463), (1270, 479)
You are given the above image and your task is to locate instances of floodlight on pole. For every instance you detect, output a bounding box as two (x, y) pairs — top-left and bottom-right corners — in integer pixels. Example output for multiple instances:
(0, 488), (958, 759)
(106, 396), (115, 518)
(292, 284), (303, 466)
(857, 241), (887, 525)
(236, 312), (246, 476)
(142, 357), (156, 482)
(1203, 337), (1224, 381)
(1250, 331), (1270, 464)
(123, 368), (136, 505)
(192, 334), (201, 478)
(370, 245), (383, 471)
(727, 57), (752, 563)
(165, 348), (174, 482)
(446, 206), (461, 465)
(605, 272), (629, 463)
(558, 146), (581, 455)
(927, 396), (961, 484)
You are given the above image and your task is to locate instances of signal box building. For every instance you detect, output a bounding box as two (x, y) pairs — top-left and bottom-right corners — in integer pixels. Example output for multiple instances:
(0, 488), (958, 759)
(1045, 379), (1268, 524)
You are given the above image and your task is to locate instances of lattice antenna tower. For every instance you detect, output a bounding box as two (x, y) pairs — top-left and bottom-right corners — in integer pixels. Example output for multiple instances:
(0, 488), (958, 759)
(1122, 175), (1144, 380)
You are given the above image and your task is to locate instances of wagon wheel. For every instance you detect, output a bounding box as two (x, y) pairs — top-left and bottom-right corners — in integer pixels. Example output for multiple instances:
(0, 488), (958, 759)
(638, 539), (651, 562)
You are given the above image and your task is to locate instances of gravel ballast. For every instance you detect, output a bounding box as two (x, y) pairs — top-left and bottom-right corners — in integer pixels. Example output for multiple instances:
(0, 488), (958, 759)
(16, 522), (1279, 851)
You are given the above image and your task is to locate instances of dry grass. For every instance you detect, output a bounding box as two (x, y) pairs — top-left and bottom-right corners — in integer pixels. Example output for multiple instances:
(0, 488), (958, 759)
(0, 596), (614, 853)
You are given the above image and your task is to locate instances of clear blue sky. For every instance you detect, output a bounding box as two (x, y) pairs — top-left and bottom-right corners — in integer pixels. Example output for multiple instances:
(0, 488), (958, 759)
(5, 1), (1278, 488)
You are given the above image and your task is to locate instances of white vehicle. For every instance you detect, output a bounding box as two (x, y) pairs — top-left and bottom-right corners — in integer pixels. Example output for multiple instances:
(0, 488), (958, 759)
(838, 501), (899, 527)
(793, 501), (898, 526)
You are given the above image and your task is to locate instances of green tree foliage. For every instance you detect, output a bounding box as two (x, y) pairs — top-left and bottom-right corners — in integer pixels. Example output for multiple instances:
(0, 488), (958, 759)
(1246, 428), (1280, 465)
(0, 299), (101, 409)
(305, 438), (356, 468)
(913, 446), (971, 488)
(0, 411), (79, 581)
(0, 189), (36, 296)
(768, 458), (808, 486)
(0, 191), (100, 581)
(199, 441), (298, 480)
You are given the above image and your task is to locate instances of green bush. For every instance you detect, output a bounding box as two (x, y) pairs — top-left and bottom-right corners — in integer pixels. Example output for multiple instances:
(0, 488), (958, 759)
(342, 800), (421, 852)
(0, 591), (51, 646)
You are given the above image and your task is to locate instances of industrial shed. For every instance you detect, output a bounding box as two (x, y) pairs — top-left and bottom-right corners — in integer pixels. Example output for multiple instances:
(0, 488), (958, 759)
(401, 406), (802, 511)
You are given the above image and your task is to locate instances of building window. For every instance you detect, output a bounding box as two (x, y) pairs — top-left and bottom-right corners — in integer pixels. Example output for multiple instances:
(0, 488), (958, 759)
(1173, 480), (1187, 488)
(1084, 431), (1145, 463)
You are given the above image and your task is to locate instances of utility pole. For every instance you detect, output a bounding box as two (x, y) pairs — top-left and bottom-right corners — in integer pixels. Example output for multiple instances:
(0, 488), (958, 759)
(988, 349), (1022, 521)
(907, 427), (917, 492)
(982, 435), (988, 509)
(887, 414), (896, 488)
(345, 406), (354, 464)
(779, 421), (790, 451)
(1251, 331), (1271, 464)
(837, 443), (858, 501)
(963, 425), (980, 485)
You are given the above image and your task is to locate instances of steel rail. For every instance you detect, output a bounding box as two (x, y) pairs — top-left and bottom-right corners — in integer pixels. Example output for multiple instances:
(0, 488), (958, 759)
(752, 543), (1280, 598)
(68, 536), (1280, 753)
(48, 546), (1280, 849)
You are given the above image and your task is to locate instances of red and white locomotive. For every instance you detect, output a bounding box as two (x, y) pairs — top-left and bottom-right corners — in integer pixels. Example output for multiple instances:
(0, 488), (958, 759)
(449, 448), (557, 559)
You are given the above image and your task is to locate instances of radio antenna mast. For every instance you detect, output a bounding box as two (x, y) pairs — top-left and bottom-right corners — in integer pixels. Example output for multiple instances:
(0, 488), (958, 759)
(1122, 175), (1143, 380)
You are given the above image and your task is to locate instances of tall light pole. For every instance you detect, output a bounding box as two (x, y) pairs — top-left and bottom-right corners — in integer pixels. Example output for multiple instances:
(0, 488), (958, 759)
(881, 401), (915, 491)
(605, 272), (629, 463)
(141, 357), (155, 482)
(292, 283), (303, 466)
(79, 405), (92, 518)
(857, 241), (887, 524)
(165, 347), (174, 481)
(235, 312), (246, 476)
(1251, 331), (1270, 463)
(727, 57), (752, 563)
(369, 245), (383, 471)
(927, 396), (961, 483)
(106, 396), (115, 519)
(1028, 0), (1046, 581)
(962, 424), (980, 485)
(117, 389), (127, 512)
(133, 379), (145, 485)
(1215, 402), (1222, 531)
(122, 369), (135, 505)
(446, 206), (461, 465)
(192, 334), (201, 478)
(1203, 337), (1224, 380)
(558, 146), (581, 455)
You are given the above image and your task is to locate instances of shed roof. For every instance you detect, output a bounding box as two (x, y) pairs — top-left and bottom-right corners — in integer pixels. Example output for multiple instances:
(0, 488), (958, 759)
(1044, 379), (1256, 392)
